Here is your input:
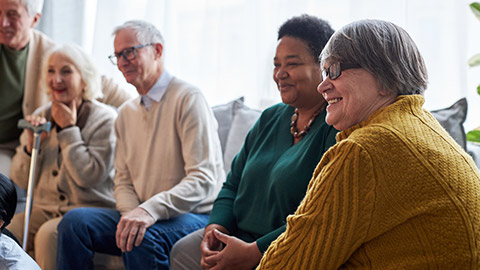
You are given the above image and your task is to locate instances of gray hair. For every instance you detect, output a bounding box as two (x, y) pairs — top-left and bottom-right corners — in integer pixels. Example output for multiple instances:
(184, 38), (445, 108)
(113, 20), (164, 45)
(320, 19), (428, 95)
(41, 44), (102, 101)
(19, 0), (44, 17)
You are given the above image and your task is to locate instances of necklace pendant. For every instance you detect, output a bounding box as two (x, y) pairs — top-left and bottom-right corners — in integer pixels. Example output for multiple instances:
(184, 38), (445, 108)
(290, 126), (296, 135)
(291, 113), (298, 122)
(289, 104), (325, 139)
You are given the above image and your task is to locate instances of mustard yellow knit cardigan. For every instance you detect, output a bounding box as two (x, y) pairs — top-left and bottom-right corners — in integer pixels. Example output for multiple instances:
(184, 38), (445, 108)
(258, 95), (480, 269)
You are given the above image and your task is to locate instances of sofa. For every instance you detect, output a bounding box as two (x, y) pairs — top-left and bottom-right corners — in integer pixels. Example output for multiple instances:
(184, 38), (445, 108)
(17, 96), (479, 268)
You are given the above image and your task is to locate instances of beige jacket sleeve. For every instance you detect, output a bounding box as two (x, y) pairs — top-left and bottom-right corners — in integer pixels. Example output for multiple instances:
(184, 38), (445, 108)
(98, 76), (134, 108)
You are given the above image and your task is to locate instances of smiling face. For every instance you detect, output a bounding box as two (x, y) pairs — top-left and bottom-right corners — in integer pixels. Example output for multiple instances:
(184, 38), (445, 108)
(46, 53), (85, 105)
(317, 62), (397, 131)
(0, 0), (40, 50)
(113, 28), (162, 94)
(273, 36), (324, 109)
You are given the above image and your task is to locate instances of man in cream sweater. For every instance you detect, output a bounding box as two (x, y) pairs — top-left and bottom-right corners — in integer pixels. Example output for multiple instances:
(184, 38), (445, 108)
(56, 20), (225, 270)
(0, 0), (132, 178)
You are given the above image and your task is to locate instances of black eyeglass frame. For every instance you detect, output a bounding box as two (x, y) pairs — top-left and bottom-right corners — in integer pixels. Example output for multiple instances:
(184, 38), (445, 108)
(108, 43), (155, 65)
(322, 62), (361, 81)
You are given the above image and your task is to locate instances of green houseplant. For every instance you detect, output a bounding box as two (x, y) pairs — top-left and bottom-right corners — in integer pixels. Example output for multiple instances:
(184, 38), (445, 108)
(467, 2), (480, 143)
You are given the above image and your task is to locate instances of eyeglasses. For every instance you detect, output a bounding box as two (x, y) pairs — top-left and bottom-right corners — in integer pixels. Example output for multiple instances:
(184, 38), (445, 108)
(322, 62), (361, 80)
(108, 43), (154, 65)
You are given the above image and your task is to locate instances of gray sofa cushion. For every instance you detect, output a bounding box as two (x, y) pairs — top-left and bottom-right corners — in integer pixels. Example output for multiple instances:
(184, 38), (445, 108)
(430, 98), (467, 150)
(212, 97), (261, 174)
(223, 101), (261, 173)
(212, 98), (241, 153)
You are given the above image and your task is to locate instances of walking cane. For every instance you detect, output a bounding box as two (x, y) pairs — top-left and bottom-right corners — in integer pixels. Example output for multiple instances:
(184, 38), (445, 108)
(17, 119), (51, 251)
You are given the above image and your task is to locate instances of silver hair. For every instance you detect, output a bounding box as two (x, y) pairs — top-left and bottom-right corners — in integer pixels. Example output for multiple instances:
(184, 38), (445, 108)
(19, 0), (44, 17)
(113, 20), (164, 45)
(320, 19), (428, 95)
(40, 44), (102, 101)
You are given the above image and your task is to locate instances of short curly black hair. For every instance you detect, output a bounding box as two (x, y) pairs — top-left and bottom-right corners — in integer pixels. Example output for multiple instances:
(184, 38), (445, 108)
(278, 14), (334, 63)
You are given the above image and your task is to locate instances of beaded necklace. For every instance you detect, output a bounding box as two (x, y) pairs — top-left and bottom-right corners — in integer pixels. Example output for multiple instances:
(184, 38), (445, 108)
(290, 104), (325, 138)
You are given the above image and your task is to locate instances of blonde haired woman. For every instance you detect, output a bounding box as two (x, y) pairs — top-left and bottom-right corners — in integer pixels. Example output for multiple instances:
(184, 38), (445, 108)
(8, 44), (117, 269)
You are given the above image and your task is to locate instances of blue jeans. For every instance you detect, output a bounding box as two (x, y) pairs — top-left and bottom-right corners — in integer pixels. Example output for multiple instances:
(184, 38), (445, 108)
(56, 207), (209, 270)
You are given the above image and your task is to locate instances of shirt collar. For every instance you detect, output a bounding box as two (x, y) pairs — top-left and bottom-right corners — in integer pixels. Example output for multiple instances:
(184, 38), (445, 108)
(144, 70), (172, 103)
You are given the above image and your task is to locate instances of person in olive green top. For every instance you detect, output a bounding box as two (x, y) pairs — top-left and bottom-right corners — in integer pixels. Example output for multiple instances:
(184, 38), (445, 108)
(170, 15), (336, 270)
(0, 44), (28, 145)
(0, 0), (132, 178)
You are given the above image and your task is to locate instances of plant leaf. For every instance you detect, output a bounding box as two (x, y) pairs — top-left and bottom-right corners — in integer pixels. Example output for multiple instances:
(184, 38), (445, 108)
(477, 84), (480, 95)
(471, 2), (480, 22)
(467, 130), (480, 143)
(468, 53), (480, 67)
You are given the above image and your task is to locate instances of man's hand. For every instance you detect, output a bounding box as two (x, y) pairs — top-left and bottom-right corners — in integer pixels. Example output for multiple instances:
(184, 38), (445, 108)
(201, 228), (262, 270)
(116, 207), (155, 252)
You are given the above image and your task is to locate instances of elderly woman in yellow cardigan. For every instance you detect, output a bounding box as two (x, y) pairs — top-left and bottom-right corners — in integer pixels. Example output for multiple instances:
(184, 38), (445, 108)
(258, 19), (480, 269)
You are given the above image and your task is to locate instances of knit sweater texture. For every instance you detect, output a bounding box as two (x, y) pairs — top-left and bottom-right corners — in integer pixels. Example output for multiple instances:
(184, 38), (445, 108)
(208, 103), (337, 252)
(258, 95), (480, 269)
(113, 77), (225, 221)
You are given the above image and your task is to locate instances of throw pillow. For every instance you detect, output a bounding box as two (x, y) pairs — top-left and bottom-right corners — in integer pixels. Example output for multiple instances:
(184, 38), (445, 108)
(223, 101), (261, 174)
(212, 97), (244, 153)
(430, 98), (467, 150)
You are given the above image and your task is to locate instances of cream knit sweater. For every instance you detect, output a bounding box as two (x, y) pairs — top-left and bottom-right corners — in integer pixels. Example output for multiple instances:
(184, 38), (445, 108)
(113, 77), (225, 221)
(258, 95), (480, 269)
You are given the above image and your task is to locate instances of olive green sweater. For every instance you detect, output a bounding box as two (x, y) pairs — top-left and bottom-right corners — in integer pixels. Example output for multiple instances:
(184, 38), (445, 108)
(258, 95), (480, 269)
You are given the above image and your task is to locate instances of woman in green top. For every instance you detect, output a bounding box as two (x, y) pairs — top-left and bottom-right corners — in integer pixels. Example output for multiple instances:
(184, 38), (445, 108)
(170, 15), (336, 270)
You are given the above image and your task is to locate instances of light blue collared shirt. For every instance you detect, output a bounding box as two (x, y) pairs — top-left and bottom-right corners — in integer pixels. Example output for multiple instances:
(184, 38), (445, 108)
(141, 70), (172, 111)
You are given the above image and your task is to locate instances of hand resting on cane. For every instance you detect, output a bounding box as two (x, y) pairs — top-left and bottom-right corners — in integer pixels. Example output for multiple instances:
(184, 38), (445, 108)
(23, 115), (49, 154)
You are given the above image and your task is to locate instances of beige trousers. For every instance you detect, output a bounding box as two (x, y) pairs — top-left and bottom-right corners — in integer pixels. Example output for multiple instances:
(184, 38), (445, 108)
(8, 208), (60, 270)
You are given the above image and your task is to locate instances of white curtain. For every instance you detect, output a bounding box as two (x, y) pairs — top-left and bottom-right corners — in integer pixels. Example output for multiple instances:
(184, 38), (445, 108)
(37, 0), (480, 130)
